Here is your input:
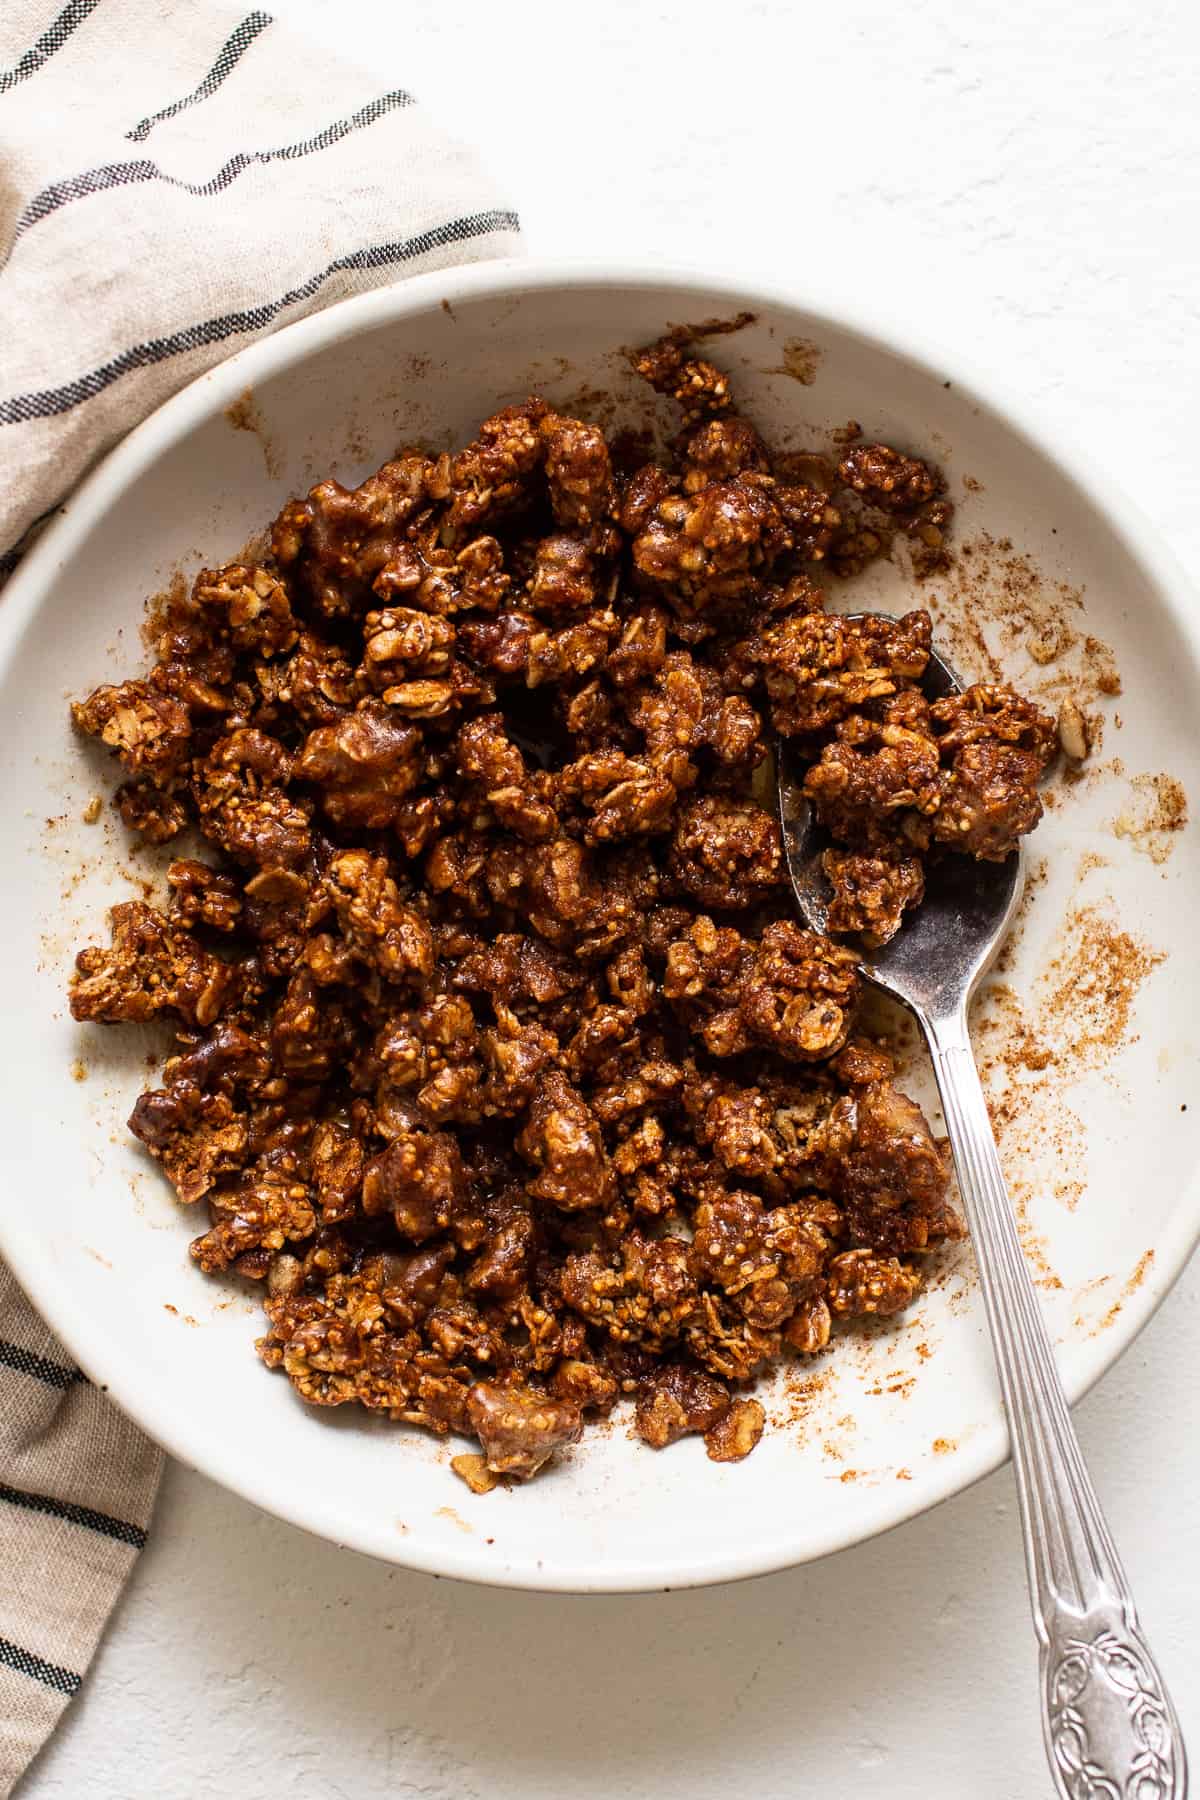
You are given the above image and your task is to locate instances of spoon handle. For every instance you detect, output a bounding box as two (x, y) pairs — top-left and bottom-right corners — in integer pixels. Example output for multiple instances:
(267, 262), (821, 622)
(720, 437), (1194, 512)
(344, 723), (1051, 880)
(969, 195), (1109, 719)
(925, 1008), (1188, 1800)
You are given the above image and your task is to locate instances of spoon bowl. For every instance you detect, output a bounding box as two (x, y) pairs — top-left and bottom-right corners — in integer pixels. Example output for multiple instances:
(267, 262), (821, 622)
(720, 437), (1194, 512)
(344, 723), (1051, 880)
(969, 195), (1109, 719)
(775, 627), (1025, 1021)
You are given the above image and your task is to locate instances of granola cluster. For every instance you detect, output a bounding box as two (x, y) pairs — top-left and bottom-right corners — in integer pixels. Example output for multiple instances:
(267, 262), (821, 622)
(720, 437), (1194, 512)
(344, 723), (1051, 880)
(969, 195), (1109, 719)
(69, 331), (1050, 1483)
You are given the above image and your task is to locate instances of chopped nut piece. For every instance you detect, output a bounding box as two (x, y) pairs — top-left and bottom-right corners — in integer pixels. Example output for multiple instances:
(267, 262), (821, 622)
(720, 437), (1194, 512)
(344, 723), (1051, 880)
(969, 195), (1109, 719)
(466, 1380), (582, 1479)
(635, 1363), (729, 1448)
(451, 1452), (500, 1495)
(784, 1294), (832, 1353)
(1057, 695), (1089, 762)
(704, 1397), (765, 1462)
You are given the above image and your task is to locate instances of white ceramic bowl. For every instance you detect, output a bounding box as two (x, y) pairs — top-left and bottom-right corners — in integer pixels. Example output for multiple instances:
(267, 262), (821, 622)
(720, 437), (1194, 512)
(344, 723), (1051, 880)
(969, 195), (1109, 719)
(2, 262), (1197, 1591)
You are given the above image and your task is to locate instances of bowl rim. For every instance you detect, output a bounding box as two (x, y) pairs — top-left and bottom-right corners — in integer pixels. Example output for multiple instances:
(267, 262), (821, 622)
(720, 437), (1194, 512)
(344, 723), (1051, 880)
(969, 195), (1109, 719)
(3, 254), (1198, 1592)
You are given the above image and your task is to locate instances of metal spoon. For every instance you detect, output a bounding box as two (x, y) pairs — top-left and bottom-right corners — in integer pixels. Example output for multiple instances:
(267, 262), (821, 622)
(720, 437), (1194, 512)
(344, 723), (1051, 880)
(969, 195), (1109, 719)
(776, 627), (1188, 1799)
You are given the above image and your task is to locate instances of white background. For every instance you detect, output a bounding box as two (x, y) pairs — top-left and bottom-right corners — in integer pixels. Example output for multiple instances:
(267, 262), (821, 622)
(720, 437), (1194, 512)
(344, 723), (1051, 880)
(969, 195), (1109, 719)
(22, 0), (1200, 1793)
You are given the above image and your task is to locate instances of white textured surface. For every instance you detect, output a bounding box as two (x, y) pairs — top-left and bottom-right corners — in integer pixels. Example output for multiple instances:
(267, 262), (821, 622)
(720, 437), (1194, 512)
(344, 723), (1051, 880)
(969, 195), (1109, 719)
(19, 0), (1200, 1791)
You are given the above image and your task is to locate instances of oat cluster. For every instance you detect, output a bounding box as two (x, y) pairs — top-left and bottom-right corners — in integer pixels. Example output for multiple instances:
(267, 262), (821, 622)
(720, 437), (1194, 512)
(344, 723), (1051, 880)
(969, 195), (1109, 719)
(69, 331), (1051, 1482)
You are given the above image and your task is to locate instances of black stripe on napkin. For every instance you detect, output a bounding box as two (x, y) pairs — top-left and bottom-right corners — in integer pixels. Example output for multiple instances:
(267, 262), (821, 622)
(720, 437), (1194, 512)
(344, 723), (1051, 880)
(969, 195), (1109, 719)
(12, 88), (417, 248)
(127, 9), (274, 142)
(0, 1338), (83, 1390)
(0, 1636), (81, 1697)
(0, 207), (520, 425)
(0, 0), (103, 94)
(0, 1481), (146, 1548)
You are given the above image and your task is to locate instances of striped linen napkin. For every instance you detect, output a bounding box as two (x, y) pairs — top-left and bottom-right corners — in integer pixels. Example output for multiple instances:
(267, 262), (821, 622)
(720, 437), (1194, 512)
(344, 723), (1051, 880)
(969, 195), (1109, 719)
(0, 2), (519, 1787)
(0, 0), (520, 577)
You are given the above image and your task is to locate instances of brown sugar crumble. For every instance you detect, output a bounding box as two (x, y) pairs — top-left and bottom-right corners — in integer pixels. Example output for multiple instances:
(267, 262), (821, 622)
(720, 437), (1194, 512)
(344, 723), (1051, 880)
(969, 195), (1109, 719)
(1037, 905), (1165, 1071)
(450, 1452), (501, 1495)
(1112, 772), (1188, 864)
(66, 333), (1057, 1485)
(1095, 1249), (1155, 1334)
(770, 338), (822, 386)
(225, 389), (282, 480)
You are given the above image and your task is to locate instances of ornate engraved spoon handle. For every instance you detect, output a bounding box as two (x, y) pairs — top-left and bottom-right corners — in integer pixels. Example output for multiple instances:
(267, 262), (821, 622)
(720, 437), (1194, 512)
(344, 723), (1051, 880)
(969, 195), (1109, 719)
(926, 1009), (1188, 1800)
